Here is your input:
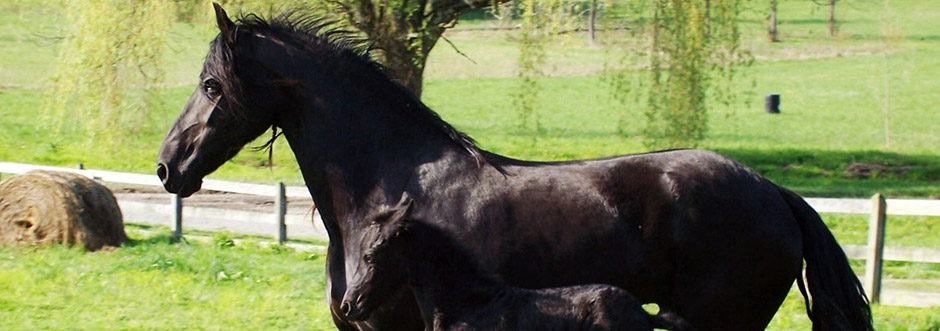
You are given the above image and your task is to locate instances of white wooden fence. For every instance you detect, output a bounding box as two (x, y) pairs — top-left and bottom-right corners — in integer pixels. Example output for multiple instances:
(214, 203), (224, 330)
(0, 162), (314, 242)
(1, 161), (938, 306)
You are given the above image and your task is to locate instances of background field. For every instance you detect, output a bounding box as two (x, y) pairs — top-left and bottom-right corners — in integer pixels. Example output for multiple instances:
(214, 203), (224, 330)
(1, 0), (938, 330)
(1, 0), (939, 197)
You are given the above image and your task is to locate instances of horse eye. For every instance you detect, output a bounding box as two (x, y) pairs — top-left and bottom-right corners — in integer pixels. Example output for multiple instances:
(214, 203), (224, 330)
(364, 253), (374, 264)
(203, 78), (221, 96)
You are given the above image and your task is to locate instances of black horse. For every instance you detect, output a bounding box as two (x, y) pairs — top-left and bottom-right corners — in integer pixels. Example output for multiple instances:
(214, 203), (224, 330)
(156, 5), (872, 330)
(342, 196), (696, 331)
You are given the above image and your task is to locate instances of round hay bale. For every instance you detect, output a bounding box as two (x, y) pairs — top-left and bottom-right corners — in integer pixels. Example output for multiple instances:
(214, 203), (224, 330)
(0, 170), (126, 251)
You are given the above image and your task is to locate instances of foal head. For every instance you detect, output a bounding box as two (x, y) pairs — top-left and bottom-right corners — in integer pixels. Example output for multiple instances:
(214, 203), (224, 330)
(341, 198), (414, 321)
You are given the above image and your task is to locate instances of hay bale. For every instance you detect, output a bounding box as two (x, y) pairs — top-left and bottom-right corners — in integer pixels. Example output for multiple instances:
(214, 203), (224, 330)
(0, 170), (126, 251)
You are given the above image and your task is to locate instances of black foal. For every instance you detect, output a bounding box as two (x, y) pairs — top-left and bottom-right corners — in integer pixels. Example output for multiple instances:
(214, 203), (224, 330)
(341, 199), (695, 331)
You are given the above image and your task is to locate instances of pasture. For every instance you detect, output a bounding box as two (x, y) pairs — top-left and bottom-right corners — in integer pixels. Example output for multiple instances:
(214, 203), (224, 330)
(1, 0), (939, 330)
(1, 1), (939, 197)
(0, 224), (937, 330)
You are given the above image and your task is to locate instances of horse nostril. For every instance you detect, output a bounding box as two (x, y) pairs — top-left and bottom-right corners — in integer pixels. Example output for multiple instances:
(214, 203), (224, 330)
(156, 163), (169, 183)
(340, 302), (351, 315)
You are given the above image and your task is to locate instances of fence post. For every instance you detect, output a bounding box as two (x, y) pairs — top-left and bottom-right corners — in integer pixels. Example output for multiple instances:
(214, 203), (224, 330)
(864, 193), (886, 303)
(172, 194), (183, 239)
(275, 182), (287, 244)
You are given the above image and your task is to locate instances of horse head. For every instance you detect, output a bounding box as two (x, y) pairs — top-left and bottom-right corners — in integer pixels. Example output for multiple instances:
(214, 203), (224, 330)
(341, 196), (413, 321)
(156, 4), (286, 196)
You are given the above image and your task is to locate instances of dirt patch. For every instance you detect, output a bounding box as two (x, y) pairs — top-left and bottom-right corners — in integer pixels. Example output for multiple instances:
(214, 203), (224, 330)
(844, 162), (915, 179)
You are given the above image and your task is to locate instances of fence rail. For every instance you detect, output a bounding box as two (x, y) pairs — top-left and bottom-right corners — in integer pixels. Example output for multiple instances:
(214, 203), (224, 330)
(2, 161), (938, 307)
(0, 161), (312, 243)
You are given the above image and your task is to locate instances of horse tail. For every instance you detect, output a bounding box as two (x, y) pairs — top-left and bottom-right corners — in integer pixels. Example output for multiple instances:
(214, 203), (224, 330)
(649, 312), (697, 331)
(778, 187), (873, 331)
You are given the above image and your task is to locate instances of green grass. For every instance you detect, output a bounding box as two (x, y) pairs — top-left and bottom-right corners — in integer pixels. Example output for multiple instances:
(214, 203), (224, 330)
(2, 1), (940, 197)
(0, 223), (937, 330)
(0, 228), (334, 330)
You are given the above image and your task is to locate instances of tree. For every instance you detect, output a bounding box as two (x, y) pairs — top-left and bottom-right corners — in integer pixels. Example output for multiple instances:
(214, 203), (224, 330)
(877, 0), (902, 149)
(320, 0), (511, 97)
(815, 0), (839, 37)
(587, 0), (598, 46)
(511, 0), (748, 148)
(769, 0), (779, 42)
(829, 0), (837, 37)
(46, 0), (172, 151)
(604, 0), (748, 149)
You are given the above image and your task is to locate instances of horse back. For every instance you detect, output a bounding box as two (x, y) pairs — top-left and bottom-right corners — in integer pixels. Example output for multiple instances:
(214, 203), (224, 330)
(416, 149), (801, 305)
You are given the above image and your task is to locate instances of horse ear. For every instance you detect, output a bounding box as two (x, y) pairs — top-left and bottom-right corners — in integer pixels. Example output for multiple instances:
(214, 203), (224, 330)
(213, 3), (235, 45)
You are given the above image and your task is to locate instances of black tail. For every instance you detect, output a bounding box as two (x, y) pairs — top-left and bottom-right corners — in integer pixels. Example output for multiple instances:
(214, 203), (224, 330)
(779, 187), (873, 331)
(650, 312), (697, 331)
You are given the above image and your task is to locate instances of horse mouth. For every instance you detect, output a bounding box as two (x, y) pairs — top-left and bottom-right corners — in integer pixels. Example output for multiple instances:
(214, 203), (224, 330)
(344, 303), (376, 321)
(162, 171), (203, 198)
(175, 179), (203, 198)
(342, 295), (379, 321)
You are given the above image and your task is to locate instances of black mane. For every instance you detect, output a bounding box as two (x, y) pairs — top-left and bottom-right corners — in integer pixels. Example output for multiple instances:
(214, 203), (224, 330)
(206, 10), (485, 164)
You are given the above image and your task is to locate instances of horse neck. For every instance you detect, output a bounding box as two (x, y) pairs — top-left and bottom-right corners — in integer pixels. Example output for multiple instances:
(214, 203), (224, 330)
(400, 222), (504, 323)
(274, 60), (474, 221)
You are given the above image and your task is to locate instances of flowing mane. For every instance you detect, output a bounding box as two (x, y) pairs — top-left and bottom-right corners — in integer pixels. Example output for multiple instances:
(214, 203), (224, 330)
(206, 10), (485, 164)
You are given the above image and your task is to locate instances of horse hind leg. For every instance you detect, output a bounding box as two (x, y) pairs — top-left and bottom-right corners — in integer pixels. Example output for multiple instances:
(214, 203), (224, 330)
(670, 240), (802, 330)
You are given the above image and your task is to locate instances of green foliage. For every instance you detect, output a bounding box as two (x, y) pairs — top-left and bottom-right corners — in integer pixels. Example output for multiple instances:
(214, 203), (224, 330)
(515, 0), (548, 135)
(44, 0), (173, 154)
(641, 0), (750, 149)
(514, 0), (581, 135)
(314, 0), (494, 96)
(2, 0), (940, 198)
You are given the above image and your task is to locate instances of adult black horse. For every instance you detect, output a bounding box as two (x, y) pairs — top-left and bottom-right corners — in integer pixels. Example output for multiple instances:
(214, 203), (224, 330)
(157, 5), (871, 331)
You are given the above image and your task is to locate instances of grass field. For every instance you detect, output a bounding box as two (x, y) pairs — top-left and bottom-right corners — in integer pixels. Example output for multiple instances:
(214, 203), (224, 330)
(0, 224), (937, 331)
(1, 0), (939, 330)
(1, 0), (939, 197)
(0, 228), (335, 330)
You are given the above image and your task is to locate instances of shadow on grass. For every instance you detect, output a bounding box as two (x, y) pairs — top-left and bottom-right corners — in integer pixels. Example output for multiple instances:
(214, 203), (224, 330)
(123, 232), (182, 248)
(714, 148), (940, 198)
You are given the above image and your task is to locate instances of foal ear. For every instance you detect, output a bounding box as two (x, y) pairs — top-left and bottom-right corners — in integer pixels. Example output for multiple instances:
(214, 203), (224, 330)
(388, 197), (414, 225)
(213, 3), (236, 45)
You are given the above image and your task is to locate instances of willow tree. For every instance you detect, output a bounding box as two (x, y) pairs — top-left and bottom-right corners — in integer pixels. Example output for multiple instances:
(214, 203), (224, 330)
(46, 1), (172, 150)
(515, 0), (573, 134)
(519, 0), (749, 148)
(315, 0), (510, 97)
(641, 0), (749, 149)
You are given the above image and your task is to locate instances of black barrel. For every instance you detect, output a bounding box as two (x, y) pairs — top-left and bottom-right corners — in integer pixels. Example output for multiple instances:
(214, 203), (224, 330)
(765, 94), (780, 114)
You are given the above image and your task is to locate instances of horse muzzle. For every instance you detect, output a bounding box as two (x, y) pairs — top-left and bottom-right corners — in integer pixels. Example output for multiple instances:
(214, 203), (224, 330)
(156, 162), (202, 197)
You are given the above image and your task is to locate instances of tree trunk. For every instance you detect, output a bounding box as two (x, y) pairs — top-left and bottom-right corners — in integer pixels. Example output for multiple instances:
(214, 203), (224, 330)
(588, 0), (597, 46)
(769, 0), (778, 42)
(385, 55), (426, 98)
(371, 36), (434, 98)
(337, 0), (512, 98)
(829, 0), (837, 37)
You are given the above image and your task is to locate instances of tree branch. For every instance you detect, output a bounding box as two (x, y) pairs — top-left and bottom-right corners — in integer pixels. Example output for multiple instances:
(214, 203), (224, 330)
(441, 35), (477, 64)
